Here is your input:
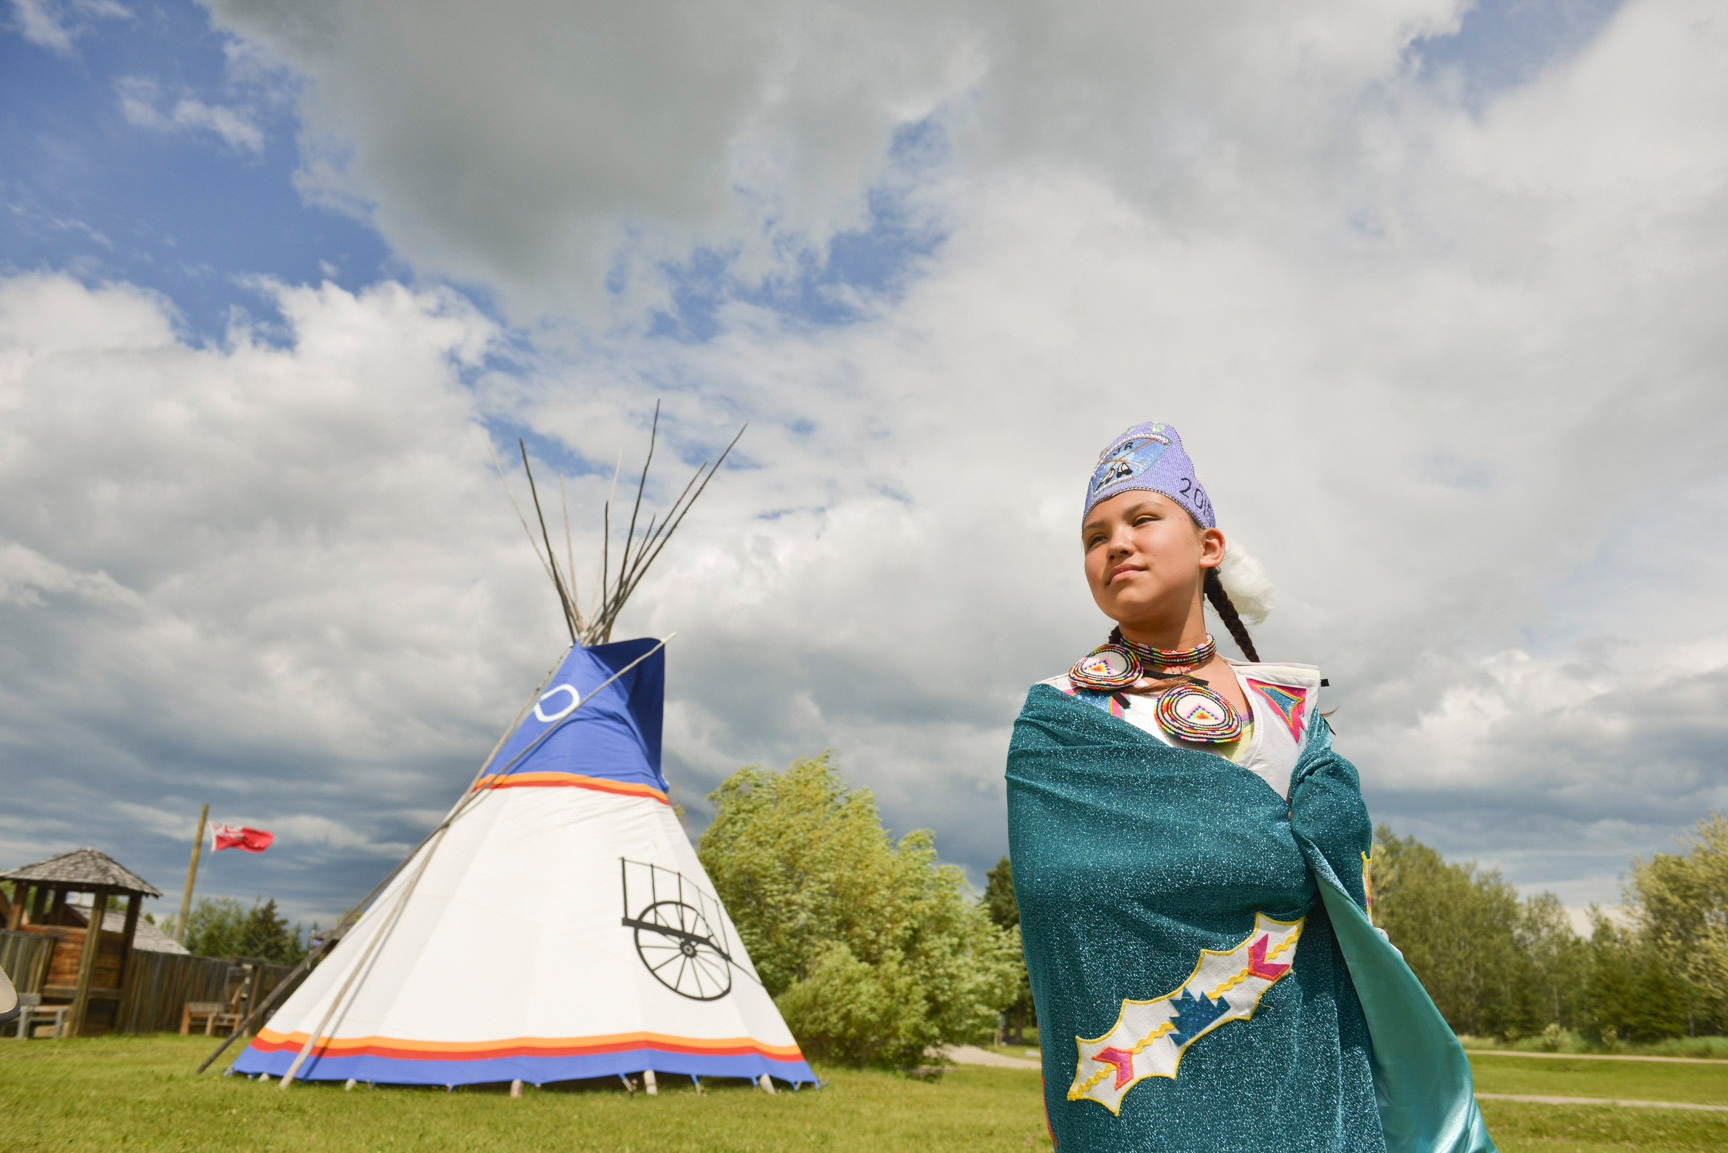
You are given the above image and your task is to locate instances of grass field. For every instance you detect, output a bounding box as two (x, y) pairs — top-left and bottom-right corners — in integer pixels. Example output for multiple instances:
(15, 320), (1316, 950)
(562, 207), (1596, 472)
(3, 1035), (1726, 1152)
(1470, 1052), (1728, 1106)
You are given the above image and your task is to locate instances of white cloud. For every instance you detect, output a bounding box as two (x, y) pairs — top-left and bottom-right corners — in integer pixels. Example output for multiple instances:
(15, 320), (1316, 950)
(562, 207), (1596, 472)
(7, 0), (1727, 921)
(0, 274), (514, 919)
(117, 76), (265, 153)
(8, 0), (129, 55)
(196, 0), (1474, 316)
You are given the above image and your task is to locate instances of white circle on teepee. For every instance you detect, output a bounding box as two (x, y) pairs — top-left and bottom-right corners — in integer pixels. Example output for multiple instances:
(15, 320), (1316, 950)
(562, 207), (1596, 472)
(534, 684), (579, 723)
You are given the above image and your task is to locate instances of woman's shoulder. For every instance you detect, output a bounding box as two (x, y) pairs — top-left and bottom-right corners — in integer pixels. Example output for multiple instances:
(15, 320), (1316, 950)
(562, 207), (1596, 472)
(1034, 672), (1078, 694)
(1225, 658), (1323, 689)
(1225, 658), (1326, 745)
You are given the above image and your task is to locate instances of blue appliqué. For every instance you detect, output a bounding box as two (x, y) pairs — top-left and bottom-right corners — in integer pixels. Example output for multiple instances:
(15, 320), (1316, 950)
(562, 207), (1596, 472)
(1073, 689), (1126, 719)
(1167, 988), (1230, 1046)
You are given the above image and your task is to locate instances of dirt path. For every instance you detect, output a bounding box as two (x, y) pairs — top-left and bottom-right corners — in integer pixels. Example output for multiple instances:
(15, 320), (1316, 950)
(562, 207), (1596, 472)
(1469, 1049), (1728, 1065)
(939, 1045), (1041, 1069)
(1476, 1091), (1728, 1112)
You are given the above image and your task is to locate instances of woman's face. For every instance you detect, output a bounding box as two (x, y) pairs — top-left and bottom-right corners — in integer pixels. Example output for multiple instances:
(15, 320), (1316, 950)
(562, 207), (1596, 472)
(1082, 490), (1223, 632)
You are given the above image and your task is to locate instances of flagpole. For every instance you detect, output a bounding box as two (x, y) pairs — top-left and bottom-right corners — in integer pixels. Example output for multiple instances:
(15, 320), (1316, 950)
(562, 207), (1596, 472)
(177, 803), (209, 944)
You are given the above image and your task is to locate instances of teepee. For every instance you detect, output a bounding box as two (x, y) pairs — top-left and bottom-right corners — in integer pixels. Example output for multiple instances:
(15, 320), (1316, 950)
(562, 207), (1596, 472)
(226, 414), (813, 1089)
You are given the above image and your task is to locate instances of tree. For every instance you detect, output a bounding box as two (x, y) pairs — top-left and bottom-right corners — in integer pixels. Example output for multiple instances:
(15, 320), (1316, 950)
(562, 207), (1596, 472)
(1372, 827), (1539, 1037)
(984, 856), (1035, 1045)
(238, 898), (307, 965)
(183, 897), (247, 958)
(698, 754), (1022, 1069)
(983, 857), (1019, 931)
(1518, 892), (1590, 1031)
(1624, 812), (1728, 1035)
(1582, 909), (1691, 1043)
(184, 896), (308, 965)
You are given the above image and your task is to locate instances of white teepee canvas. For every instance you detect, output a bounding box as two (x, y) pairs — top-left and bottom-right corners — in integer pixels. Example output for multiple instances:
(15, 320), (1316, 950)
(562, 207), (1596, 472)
(231, 421), (809, 1088)
(233, 638), (813, 1087)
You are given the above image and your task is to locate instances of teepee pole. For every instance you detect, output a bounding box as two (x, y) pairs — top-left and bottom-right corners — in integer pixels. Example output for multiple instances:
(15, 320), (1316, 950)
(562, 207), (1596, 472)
(279, 825), (448, 1089)
(488, 442), (564, 600)
(518, 440), (578, 643)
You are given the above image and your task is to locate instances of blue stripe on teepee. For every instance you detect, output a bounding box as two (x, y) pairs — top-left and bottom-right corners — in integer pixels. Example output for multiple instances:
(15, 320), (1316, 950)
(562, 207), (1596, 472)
(230, 1045), (816, 1087)
(484, 638), (667, 791)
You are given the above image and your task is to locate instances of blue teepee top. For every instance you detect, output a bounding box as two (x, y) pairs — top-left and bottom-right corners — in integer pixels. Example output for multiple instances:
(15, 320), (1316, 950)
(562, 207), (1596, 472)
(480, 638), (667, 797)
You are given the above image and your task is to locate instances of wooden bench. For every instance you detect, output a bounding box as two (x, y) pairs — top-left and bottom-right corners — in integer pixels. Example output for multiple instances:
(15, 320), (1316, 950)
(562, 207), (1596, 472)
(9, 993), (69, 1039)
(181, 1001), (242, 1036)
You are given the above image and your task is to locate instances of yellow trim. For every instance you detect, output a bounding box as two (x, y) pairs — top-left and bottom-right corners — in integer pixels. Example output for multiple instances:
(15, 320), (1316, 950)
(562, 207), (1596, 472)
(1205, 929), (1299, 999)
(1067, 913), (1305, 1114)
(1362, 850), (1374, 922)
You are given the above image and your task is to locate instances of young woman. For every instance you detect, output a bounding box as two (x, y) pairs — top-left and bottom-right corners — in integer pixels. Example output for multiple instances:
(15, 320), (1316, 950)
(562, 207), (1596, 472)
(1006, 423), (1494, 1153)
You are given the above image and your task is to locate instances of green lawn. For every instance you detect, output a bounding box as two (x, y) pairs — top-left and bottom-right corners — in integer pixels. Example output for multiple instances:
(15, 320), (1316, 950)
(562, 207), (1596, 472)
(0, 1036), (1050, 1153)
(1470, 1052), (1728, 1107)
(3, 1036), (1727, 1152)
(1477, 1100), (1727, 1153)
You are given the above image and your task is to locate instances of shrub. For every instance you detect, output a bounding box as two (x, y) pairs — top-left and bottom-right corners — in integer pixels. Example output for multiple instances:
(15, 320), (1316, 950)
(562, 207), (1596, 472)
(698, 753), (1022, 1068)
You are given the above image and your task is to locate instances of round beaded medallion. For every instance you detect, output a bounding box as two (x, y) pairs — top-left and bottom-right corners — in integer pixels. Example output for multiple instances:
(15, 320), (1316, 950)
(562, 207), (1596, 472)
(1153, 682), (1245, 743)
(1068, 645), (1140, 691)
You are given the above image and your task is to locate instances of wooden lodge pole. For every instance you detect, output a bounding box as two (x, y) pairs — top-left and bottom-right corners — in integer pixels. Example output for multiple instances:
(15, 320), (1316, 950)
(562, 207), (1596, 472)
(177, 804), (209, 943)
(68, 888), (109, 1036)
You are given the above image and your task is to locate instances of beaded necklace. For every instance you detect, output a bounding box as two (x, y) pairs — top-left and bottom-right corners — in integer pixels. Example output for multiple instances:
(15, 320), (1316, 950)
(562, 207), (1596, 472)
(1067, 633), (1245, 744)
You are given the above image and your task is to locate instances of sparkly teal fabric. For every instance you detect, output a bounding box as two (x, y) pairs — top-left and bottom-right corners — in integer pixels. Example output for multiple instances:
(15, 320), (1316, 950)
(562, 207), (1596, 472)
(1008, 684), (1495, 1153)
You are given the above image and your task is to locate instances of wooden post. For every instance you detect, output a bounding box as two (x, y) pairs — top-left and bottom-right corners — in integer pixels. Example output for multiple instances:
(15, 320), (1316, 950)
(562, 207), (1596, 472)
(115, 893), (142, 1031)
(245, 962), (265, 1025)
(68, 888), (109, 1036)
(30, 883), (49, 923)
(6, 883), (26, 930)
(177, 804), (209, 943)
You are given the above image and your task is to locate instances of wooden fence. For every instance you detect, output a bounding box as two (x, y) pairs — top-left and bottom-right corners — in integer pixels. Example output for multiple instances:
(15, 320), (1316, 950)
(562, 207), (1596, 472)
(0, 929), (299, 1034)
(0, 928), (55, 995)
(115, 952), (299, 1034)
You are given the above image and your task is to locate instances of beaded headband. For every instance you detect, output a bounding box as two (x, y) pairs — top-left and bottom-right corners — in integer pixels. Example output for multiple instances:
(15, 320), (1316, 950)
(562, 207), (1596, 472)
(1083, 421), (1214, 530)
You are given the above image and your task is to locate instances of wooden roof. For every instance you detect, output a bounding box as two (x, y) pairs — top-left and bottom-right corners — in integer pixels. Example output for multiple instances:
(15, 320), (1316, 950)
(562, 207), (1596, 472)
(1, 847), (163, 896)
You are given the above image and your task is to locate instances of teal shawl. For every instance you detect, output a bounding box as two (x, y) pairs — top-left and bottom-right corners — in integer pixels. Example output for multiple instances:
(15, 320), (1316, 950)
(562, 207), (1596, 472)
(1007, 684), (1495, 1153)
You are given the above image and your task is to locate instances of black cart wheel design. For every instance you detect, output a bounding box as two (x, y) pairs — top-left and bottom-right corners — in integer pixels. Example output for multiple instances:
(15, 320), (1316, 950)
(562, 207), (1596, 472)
(620, 859), (758, 1001)
(630, 900), (734, 1001)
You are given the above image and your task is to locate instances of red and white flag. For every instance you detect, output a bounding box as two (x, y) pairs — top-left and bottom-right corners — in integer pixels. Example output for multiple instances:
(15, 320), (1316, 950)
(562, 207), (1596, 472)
(210, 824), (274, 853)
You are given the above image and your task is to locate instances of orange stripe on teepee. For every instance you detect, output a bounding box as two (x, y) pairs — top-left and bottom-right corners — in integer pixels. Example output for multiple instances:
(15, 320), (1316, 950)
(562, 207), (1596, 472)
(249, 1028), (804, 1062)
(471, 772), (669, 805)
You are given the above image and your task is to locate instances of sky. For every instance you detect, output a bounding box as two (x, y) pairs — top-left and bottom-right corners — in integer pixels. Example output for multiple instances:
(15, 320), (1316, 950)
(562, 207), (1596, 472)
(2, 0), (1725, 932)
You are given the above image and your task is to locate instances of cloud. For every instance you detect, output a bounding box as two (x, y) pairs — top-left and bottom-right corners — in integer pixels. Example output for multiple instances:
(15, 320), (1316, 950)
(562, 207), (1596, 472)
(5, 0), (1726, 926)
(195, 0), (1475, 316)
(7, 0), (129, 55)
(0, 273), (514, 920)
(117, 76), (265, 152)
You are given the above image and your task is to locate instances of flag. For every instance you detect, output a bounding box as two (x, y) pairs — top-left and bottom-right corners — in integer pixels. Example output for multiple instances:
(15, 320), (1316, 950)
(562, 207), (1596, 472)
(211, 824), (273, 853)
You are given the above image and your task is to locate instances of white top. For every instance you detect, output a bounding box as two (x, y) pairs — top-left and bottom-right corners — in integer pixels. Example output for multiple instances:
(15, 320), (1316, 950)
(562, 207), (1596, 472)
(1038, 658), (1324, 798)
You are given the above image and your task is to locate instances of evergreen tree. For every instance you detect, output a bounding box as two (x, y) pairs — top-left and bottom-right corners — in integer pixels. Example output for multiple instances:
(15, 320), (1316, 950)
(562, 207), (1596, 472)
(1583, 909), (1691, 1043)
(984, 856), (1036, 1045)
(184, 896), (307, 965)
(984, 857), (1019, 930)
(237, 898), (307, 965)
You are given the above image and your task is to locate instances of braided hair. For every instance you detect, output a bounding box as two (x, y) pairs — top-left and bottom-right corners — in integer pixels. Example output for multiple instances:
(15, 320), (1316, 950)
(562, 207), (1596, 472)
(1204, 567), (1260, 662)
(1104, 566), (1260, 678)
